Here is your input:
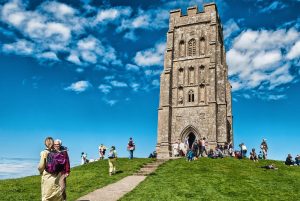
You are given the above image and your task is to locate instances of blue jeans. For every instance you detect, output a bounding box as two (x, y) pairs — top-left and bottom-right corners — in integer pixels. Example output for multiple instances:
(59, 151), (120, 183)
(129, 150), (134, 159)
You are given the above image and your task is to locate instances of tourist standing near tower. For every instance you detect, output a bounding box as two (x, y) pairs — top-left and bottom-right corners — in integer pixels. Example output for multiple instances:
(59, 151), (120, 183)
(127, 137), (135, 159)
(260, 139), (268, 159)
(108, 146), (117, 176)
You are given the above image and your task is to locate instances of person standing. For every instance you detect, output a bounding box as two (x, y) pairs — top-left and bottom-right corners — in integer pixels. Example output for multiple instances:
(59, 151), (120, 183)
(127, 137), (135, 159)
(260, 139), (268, 160)
(54, 139), (70, 201)
(239, 143), (247, 158)
(99, 144), (107, 160)
(108, 146), (117, 176)
(81, 152), (88, 165)
(38, 137), (63, 201)
(200, 137), (207, 157)
(172, 141), (179, 157)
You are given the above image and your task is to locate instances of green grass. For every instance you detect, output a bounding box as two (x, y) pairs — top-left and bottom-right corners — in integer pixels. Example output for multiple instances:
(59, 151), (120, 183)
(0, 158), (153, 201)
(120, 158), (300, 201)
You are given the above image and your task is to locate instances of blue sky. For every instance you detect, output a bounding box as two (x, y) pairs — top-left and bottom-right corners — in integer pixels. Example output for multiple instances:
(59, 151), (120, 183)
(0, 0), (300, 168)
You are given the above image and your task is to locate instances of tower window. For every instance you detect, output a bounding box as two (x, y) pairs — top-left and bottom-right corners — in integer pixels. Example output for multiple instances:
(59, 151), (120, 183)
(179, 40), (185, 57)
(188, 39), (196, 56)
(200, 37), (205, 55)
(188, 90), (194, 102)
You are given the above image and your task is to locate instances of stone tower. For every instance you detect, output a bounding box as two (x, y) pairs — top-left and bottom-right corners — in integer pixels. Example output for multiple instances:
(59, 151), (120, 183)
(156, 3), (233, 158)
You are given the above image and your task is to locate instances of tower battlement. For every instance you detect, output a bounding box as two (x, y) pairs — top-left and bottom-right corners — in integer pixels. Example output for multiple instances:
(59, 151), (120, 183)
(170, 3), (217, 18)
(169, 3), (220, 31)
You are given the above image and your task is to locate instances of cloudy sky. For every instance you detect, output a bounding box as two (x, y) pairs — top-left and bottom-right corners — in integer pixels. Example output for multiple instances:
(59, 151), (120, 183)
(0, 0), (300, 173)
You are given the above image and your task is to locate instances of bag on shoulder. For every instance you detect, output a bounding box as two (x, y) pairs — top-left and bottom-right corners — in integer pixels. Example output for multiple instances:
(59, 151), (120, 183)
(128, 140), (134, 147)
(46, 151), (66, 173)
(108, 151), (115, 159)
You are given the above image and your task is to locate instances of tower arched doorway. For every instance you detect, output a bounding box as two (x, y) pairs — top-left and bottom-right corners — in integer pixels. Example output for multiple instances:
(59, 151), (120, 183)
(180, 125), (200, 149)
(187, 132), (196, 149)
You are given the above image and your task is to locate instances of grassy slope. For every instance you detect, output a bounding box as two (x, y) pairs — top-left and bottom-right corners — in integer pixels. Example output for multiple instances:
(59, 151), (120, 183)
(121, 158), (300, 201)
(0, 158), (153, 201)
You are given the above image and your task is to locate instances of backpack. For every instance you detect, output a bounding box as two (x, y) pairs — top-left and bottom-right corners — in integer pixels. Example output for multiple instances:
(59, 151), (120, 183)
(45, 151), (66, 174)
(128, 140), (134, 147)
(108, 151), (115, 159)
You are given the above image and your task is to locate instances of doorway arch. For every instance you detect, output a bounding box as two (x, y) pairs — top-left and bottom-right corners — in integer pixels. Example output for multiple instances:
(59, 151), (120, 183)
(180, 125), (200, 148)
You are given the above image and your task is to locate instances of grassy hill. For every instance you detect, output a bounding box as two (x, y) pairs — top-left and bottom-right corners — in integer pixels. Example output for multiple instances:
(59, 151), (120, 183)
(1, 158), (299, 201)
(121, 158), (300, 201)
(0, 158), (153, 201)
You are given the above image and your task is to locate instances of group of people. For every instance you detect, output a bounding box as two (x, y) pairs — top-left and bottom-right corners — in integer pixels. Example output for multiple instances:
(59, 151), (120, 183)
(172, 138), (271, 162)
(38, 137), (70, 201)
(80, 138), (135, 176)
(285, 154), (300, 166)
(172, 137), (210, 160)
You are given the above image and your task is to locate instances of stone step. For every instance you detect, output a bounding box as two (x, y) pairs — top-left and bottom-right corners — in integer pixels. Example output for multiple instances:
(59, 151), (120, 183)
(133, 159), (168, 176)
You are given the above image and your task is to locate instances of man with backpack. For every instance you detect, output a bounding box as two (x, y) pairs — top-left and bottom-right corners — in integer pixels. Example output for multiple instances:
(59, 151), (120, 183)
(127, 137), (135, 159)
(54, 139), (70, 201)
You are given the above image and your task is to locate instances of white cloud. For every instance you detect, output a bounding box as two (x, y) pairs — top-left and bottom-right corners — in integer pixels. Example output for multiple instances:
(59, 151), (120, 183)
(104, 75), (115, 80)
(144, 69), (162, 77)
(2, 39), (35, 55)
(267, 94), (286, 100)
(67, 51), (82, 65)
(98, 84), (112, 94)
(134, 42), (165, 67)
(126, 64), (139, 71)
(104, 99), (118, 106)
(287, 40), (300, 60)
(64, 80), (91, 93)
(152, 79), (160, 87)
(223, 19), (240, 38)
(227, 27), (300, 95)
(130, 83), (140, 91)
(41, 1), (76, 19)
(110, 80), (128, 87)
(94, 7), (132, 25)
(37, 51), (59, 61)
(260, 1), (287, 13)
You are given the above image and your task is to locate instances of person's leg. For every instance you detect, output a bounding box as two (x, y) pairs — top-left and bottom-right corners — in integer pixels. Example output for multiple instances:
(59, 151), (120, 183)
(112, 159), (116, 174)
(130, 150), (133, 159)
(109, 159), (113, 175)
(59, 175), (67, 200)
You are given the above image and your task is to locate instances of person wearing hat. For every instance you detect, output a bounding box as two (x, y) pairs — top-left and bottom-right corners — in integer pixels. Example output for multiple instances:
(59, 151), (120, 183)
(108, 146), (117, 176)
(260, 139), (268, 160)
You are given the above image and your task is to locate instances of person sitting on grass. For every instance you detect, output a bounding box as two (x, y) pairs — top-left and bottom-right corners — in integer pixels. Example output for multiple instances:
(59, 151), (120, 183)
(207, 148), (218, 159)
(250, 148), (258, 162)
(186, 149), (194, 162)
(285, 154), (295, 166)
(261, 164), (278, 170)
(148, 151), (157, 158)
(295, 155), (300, 166)
(214, 146), (223, 158)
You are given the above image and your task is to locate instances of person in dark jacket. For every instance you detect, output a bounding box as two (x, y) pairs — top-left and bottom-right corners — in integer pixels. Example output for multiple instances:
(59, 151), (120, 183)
(54, 139), (70, 201)
(285, 154), (295, 166)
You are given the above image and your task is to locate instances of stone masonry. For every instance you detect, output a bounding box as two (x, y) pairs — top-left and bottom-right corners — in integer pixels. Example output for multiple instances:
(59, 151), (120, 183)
(156, 3), (233, 159)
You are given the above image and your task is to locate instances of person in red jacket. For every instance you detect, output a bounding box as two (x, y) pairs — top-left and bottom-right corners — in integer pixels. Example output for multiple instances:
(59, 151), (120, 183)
(54, 139), (70, 201)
